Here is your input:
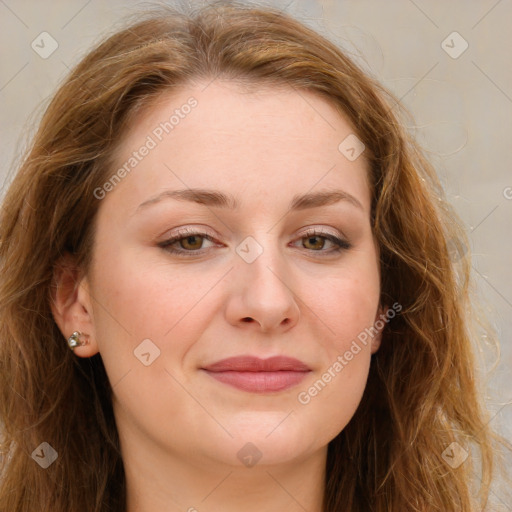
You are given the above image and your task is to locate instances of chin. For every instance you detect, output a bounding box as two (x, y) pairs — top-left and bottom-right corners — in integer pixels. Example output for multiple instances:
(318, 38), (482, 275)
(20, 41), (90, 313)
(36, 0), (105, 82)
(207, 417), (321, 468)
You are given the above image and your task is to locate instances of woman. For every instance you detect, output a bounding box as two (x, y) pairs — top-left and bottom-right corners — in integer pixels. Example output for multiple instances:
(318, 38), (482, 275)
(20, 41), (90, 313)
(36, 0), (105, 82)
(0, 1), (509, 511)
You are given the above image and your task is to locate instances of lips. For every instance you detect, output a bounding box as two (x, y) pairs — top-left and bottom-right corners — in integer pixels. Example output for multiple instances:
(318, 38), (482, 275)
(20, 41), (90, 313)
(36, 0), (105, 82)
(203, 355), (311, 372)
(201, 356), (311, 393)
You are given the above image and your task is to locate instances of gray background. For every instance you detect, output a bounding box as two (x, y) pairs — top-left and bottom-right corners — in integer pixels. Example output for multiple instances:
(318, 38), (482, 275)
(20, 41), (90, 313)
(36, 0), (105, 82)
(1, 0), (511, 506)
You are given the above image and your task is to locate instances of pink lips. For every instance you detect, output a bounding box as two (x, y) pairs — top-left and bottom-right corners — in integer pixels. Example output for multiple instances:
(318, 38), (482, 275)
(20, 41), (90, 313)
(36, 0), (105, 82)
(201, 355), (311, 393)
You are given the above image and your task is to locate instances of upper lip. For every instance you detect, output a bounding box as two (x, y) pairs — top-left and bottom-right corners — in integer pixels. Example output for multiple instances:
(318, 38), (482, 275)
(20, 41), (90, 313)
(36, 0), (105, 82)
(202, 355), (311, 372)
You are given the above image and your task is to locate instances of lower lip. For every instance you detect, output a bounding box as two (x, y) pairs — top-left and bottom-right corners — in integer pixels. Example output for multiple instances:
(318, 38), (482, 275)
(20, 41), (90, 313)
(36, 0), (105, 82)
(202, 370), (310, 393)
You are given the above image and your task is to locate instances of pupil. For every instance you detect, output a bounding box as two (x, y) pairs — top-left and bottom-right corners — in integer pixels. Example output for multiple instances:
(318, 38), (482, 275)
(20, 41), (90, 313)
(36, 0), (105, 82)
(184, 236), (200, 249)
(307, 236), (322, 249)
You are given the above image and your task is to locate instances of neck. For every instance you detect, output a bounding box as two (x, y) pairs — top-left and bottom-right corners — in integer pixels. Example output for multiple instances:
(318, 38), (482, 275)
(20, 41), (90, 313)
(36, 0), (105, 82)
(123, 436), (327, 512)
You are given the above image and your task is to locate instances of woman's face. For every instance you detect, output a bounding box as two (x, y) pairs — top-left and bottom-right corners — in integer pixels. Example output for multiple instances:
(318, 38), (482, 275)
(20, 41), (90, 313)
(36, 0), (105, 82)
(75, 80), (383, 470)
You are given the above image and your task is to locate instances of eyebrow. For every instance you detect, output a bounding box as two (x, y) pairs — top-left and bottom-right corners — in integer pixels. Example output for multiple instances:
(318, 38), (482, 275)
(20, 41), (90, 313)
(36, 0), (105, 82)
(136, 188), (364, 213)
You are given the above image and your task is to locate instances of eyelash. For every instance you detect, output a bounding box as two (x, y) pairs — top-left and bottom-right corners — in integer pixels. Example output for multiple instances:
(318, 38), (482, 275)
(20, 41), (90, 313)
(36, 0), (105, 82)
(158, 228), (351, 258)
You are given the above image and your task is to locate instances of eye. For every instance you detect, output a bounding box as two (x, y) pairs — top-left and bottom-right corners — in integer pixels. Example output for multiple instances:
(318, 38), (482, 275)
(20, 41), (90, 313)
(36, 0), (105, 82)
(292, 228), (351, 255)
(158, 228), (217, 257)
(158, 228), (351, 257)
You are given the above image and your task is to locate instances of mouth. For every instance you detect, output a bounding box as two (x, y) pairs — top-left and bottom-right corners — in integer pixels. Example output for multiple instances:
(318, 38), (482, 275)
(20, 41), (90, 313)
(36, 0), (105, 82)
(201, 355), (311, 393)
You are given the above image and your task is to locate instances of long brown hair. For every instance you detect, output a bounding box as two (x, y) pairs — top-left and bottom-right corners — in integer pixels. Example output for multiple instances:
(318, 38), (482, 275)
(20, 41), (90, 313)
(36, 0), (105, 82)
(0, 2), (509, 510)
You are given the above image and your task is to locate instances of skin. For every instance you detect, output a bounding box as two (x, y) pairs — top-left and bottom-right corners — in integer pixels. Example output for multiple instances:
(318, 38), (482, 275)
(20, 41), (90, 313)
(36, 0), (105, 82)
(52, 79), (385, 512)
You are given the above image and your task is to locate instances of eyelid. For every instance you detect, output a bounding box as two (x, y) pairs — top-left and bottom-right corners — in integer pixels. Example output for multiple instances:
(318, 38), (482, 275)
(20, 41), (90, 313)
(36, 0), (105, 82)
(166, 226), (217, 239)
(162, 225), (345, 241)
(299, 226), (344, 239)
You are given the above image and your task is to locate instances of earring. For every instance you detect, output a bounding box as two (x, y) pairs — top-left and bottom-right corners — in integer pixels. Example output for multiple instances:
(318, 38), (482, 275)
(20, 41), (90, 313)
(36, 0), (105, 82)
(67, 331), (90, 350)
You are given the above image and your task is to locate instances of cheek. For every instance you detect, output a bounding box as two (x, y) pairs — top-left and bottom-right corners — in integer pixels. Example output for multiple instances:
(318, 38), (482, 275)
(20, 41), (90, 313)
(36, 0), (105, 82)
(309, 266), (380, 351)
(87, 247), (211, 424)
(91, 241), (208, 337)
(89, 243), (225, 387)
(294, 263), (379, 418)
(296, 280), (375, 438)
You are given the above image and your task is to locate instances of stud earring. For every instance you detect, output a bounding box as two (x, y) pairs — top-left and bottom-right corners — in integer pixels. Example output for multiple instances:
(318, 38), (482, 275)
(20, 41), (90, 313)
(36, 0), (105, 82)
(67, 331), (90, 350)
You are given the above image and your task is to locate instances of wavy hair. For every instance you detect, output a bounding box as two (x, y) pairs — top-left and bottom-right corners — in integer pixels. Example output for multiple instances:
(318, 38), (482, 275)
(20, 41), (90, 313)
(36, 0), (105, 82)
(0, 1), (509, 510)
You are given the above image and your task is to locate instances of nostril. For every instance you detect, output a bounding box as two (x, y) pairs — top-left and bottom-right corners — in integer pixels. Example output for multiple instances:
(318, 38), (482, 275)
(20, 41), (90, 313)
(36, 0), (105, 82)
(242, 317), (252, 323)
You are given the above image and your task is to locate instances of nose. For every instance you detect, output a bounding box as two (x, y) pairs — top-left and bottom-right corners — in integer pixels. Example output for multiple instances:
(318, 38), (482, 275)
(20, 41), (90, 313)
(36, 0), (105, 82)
(224, 236), (300, 334)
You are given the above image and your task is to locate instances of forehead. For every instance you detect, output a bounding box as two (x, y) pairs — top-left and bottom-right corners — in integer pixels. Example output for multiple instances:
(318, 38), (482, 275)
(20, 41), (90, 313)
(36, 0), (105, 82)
(104, 80), (371, 215)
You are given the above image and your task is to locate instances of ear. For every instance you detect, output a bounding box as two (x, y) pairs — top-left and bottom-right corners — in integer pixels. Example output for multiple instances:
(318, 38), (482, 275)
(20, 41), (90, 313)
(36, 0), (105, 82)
(50, 252), (99, 357)
(370, 303), (388, 355)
